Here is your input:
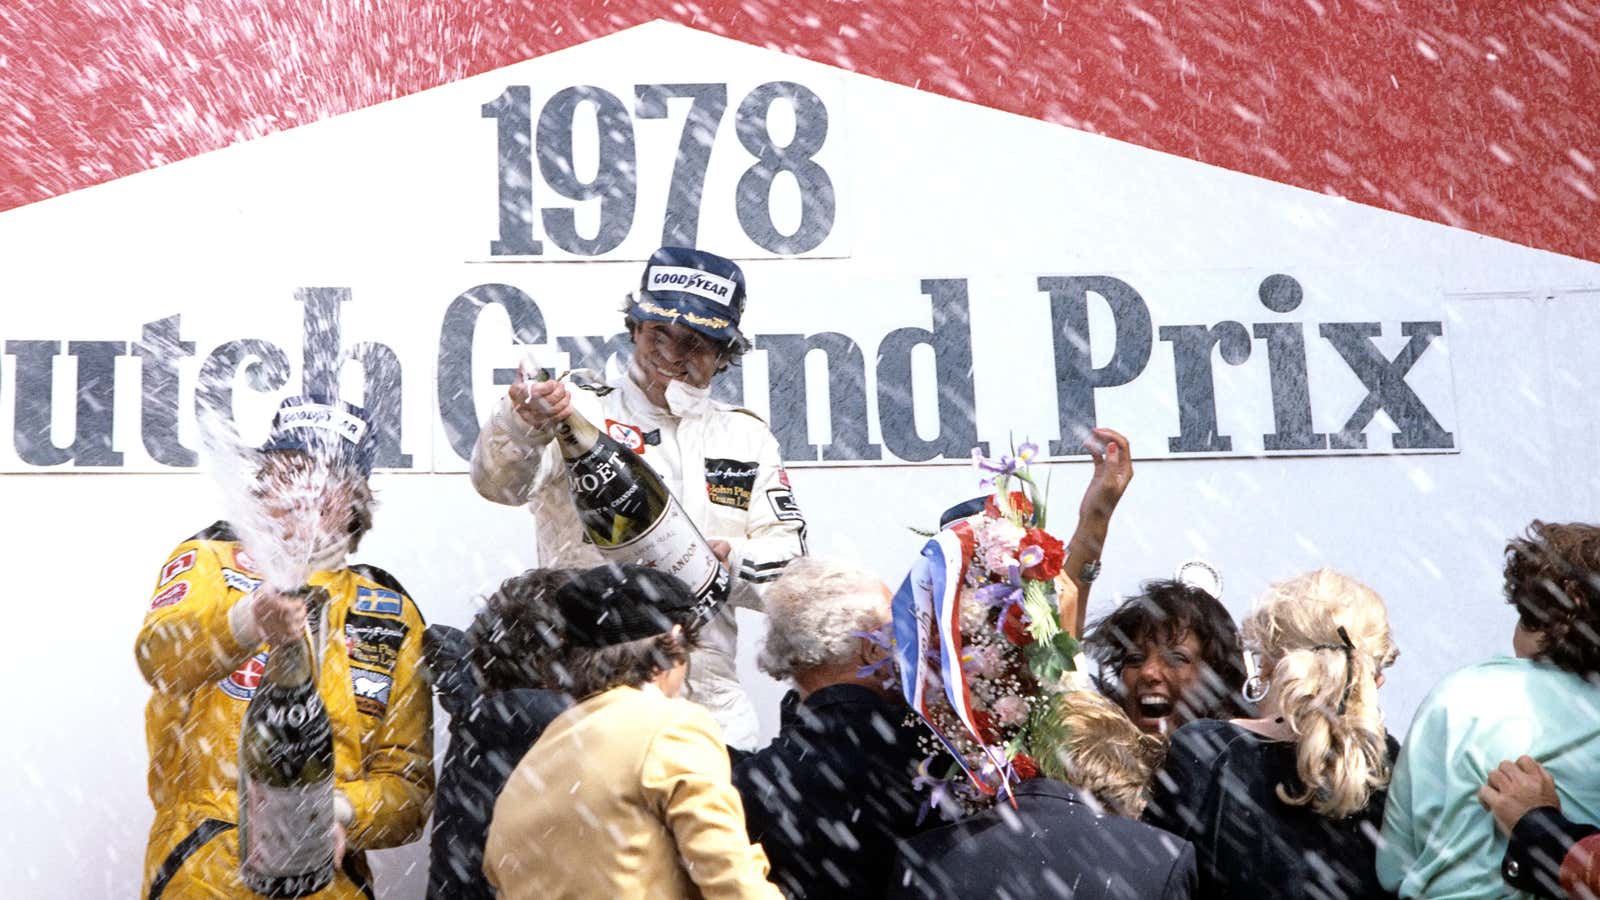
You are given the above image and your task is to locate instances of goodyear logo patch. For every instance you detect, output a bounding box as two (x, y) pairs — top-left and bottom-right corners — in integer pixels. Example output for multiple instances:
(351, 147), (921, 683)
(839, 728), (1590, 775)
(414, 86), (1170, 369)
(350, 667), (393, 717)
(705, 458), (758, 510)
(353, 587), (403, 616)
(645, 265), (736, 304)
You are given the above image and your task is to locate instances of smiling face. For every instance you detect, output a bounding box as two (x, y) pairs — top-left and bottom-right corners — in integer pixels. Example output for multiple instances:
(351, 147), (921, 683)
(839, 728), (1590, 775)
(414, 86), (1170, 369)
(627, 320), (727, 408)
(1118, 632), (1207, 734)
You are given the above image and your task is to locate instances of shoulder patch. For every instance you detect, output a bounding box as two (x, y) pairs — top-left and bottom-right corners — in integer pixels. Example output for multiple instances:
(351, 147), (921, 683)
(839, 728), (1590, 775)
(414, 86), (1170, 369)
(149, 581), (190, 610)
(158, 550), (197, 587)
(221, 568), (262, 593)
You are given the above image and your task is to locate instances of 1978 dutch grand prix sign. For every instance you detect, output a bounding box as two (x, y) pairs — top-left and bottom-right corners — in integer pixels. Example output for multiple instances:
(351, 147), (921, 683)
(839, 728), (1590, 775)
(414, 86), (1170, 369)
(0, 22), (1460, 474)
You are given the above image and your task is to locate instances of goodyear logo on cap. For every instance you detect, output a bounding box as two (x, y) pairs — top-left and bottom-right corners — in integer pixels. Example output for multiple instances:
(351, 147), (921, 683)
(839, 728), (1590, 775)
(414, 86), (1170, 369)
(645, 265), (737, 309)
(277, 404), (368, 445)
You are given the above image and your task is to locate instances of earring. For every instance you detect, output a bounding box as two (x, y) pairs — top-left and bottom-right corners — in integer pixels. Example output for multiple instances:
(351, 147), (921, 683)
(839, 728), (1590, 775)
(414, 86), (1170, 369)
(1242, 650), (1270, 704)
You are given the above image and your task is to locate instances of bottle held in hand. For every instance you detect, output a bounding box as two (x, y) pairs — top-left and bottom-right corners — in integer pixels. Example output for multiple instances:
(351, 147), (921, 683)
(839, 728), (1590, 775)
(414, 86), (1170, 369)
(542, 374), (730, 625)
(238, 586), (336, 897)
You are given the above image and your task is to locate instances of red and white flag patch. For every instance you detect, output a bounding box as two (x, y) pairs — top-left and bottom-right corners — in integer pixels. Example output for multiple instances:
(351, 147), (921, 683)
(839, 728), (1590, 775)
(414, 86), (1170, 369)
(159, 551), (197, 586)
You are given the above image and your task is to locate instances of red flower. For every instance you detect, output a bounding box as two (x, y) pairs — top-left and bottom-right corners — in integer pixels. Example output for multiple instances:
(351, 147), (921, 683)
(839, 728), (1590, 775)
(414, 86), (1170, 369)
(1019, 528), (1066, 581)
(1011, 753), (1040, 781)
(984, 491), (1034, 520)
(998, 602), (1034, 647)
(971, 709), (1000, 744)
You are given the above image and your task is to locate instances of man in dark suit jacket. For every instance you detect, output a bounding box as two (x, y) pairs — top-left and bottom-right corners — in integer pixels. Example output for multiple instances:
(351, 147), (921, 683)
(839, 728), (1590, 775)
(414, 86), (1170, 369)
(733, 559), (929, 898)
(888, 777), (1197, 900)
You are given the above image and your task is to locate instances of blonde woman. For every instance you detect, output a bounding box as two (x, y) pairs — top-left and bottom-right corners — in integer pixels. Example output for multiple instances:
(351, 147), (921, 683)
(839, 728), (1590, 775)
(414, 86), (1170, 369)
(1142, 569), (1400, 900)
(1035, 689), (1169, 819)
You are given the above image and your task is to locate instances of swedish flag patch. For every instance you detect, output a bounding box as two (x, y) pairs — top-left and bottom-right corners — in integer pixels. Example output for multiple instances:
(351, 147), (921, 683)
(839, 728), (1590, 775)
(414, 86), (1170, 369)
(354, 586), (403, 616)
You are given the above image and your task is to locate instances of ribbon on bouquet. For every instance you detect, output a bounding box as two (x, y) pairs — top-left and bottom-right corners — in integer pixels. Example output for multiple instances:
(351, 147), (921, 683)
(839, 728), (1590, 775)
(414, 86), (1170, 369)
(891, 519), (1011, 796)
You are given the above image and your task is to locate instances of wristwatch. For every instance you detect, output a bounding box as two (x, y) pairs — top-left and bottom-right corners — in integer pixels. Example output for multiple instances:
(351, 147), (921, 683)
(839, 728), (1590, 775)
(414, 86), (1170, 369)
(1079, 559), (1102, 583)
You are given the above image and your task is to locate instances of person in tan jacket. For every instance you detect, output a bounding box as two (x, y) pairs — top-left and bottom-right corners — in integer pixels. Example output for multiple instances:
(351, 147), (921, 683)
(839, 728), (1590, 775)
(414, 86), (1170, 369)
(483, 563), (780, 900)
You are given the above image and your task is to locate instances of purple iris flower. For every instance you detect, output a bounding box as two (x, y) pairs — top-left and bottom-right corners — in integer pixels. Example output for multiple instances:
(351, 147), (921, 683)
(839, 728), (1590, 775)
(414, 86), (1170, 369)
(974, 564), (1031, 635)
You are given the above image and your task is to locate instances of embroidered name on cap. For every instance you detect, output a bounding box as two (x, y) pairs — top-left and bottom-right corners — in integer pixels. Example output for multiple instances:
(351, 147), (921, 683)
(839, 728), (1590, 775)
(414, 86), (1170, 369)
(646, 265), (737, 306)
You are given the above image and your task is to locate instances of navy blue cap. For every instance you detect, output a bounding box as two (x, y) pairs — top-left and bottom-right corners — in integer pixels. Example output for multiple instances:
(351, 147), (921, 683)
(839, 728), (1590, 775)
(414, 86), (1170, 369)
(630, 246), (747, 343)
(555, 563), (701, 649)
(259, 395), (376, 475)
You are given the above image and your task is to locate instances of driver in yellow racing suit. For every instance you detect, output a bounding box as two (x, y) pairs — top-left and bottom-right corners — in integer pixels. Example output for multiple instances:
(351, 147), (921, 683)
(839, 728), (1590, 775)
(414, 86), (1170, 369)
(135, 396), (433, 899)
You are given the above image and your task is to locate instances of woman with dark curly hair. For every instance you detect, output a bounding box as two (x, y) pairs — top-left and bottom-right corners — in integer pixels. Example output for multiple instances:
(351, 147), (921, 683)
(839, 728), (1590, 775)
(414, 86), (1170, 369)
(1084, 578), (1252, 734)
(1377, 521), (1600, 898)
(423, 568), (573, 900)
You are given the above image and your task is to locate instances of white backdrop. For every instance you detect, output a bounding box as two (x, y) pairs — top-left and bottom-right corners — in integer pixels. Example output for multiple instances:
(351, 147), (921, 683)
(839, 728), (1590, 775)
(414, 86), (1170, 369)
(2, 21), (1599, 897)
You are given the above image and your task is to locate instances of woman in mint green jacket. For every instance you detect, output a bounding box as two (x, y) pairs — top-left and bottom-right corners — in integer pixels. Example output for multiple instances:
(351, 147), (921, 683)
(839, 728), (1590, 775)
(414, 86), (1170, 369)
(1376, 521), (1600, 899)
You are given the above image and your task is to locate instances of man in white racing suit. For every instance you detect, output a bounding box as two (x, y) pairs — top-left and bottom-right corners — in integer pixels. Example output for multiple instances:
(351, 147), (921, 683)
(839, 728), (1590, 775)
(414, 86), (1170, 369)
(470, 246), (807, 749)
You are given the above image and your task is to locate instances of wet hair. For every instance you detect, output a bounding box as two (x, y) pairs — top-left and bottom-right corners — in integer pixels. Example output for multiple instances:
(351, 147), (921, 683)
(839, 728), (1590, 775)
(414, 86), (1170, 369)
(1243, 569), (1399, 819)
(1034, 689), (1166, 818)
(554, 625), (700, 699)
(1084, 579), (1251, 721)
(466, 568), (572, 693)
(758, 558), (887, 681)
(1504, 521), (1600, 679)
(345, 477), (376, 551)
(256, 450), (378, 552)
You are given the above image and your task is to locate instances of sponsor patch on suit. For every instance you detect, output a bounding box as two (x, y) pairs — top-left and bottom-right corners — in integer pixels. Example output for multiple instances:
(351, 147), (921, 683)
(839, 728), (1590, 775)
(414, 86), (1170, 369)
(159, 551), (196, 586)
(219, 652), (269, 701)
(705, 458), (759, 509)
(350, 667), (393, 717)
(222, 568), (262, 593)
(767, 488), (805, 522)
(353, 586), (403, 616)
(149, 581), (190, 610)
(345, 613), (408, 671)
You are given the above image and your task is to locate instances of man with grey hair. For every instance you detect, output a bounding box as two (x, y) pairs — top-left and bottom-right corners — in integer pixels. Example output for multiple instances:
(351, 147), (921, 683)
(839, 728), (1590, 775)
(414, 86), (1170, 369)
(733, 557), (930, 899)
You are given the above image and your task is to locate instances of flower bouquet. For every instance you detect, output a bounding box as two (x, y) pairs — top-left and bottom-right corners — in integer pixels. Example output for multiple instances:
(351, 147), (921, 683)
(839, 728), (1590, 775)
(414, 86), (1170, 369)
(887, 442), (1084, 817)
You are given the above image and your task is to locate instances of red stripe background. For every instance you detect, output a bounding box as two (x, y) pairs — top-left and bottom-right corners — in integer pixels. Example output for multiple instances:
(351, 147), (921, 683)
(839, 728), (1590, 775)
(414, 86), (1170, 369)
(2, 1), (1597, 260)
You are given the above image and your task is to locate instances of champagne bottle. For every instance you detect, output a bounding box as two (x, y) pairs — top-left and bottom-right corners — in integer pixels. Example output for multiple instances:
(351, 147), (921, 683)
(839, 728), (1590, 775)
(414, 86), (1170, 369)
(544, 380), (730, 626)
(238, 586), (336, 897)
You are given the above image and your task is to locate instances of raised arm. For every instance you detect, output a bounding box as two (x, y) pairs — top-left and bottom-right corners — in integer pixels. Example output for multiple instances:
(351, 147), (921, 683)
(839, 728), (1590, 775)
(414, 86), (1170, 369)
(135, 537), (264, 694)
(469, 366), (569, 506)
(1062, 427), (1133, 637)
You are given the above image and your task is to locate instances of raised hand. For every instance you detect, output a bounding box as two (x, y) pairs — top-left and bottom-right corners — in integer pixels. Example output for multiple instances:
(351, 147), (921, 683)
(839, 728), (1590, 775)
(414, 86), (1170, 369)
(509, 361), (573, 429)
(1080, 427), (1133, 521)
